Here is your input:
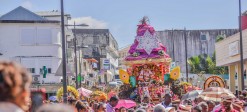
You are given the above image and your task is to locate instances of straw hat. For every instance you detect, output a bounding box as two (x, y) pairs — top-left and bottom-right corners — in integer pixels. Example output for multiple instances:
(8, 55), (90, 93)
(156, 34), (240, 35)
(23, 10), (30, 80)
(221, 96), (233, 103)
(165, 107), (175, 112)
(178, 104), (192, 112)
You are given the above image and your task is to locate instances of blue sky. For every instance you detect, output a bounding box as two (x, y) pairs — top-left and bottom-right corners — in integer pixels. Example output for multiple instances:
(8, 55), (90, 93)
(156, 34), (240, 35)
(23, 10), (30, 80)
(1, 0), (247, 48)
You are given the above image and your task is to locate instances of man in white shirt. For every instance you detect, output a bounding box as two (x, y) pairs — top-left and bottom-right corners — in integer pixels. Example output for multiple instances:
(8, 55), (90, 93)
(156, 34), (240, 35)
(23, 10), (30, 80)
(161, 94), (173, 108)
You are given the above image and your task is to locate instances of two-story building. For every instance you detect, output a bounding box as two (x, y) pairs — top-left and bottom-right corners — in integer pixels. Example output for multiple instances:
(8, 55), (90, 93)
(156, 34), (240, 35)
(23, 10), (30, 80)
(0, 6), (64, 85)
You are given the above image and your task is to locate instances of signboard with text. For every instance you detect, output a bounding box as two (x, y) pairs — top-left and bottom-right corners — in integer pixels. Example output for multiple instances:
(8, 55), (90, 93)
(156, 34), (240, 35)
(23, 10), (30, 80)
(103, 59), (110, 70)
(229, 41), (239, 56)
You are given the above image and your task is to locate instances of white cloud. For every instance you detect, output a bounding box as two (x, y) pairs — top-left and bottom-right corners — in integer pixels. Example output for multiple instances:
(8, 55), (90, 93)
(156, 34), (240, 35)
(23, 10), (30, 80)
(68, 17), (108, 29)
(21, 1), (33, 10)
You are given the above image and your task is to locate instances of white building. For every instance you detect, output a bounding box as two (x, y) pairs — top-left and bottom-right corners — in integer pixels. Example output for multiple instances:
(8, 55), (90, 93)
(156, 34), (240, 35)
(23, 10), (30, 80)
(0, 6), (66, 84)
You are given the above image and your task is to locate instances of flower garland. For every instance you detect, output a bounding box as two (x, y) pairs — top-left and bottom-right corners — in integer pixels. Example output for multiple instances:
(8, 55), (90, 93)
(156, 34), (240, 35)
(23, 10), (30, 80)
(57, 86), (79, 102)
(90, 91), (107, 102)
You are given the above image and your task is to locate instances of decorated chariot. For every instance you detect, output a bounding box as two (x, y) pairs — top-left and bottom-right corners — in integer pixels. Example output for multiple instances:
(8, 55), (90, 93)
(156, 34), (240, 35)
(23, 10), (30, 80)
(119, 17), (181, 103)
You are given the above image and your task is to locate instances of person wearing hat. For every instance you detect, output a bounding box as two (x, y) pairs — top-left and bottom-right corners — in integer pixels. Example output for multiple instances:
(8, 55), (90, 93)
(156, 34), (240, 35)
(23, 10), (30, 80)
(178, 104), (192, 112)
(161, 94), (172, 108)
(198, 102), (208, 112)
(215, 96), (238, 112)
(232, 100), (244, 112)
(164, 107), (175, 112)
(192, 105), (202, 112)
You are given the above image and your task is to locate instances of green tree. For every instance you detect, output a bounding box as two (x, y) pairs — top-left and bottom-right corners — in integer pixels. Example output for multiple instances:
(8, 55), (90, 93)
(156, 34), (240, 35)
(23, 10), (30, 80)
(187, 55), (202, 74)
(187, 53), (228, 75)
(216, 35), (225, 42)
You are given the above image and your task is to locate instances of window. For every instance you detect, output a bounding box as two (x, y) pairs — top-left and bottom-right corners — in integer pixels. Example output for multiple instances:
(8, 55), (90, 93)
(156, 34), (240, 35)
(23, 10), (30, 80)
(89, 74), (93, 77)
(48, 68), (52, 73)
(20, 27), (52, 45)
(21, 58), (35, 74)
(21, 28), (36, 45)
(37, 28), (52, 44)
(40, 68), (52, 74)
(39, 68), (43, 74)
(244, 70), (246, 79)
(27, 68), (35, 73)
(93, 36), (99, 44)
(235, 73), (238, 79)
(200, 34), (207, 41)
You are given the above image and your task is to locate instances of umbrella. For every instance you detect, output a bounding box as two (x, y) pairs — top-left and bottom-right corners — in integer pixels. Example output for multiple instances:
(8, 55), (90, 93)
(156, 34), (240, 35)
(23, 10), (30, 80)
(48, 96), (57, 101)
(181, 90), (203, 100)
(78, 87), (92, 97)
(115, 100), (136, 109)
(198, 87), (235, 102)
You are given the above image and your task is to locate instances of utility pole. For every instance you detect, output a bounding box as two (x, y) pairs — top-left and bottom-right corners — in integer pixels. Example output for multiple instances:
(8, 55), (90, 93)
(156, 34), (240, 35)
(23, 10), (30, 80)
(184, 28), (189, 82)
(239, 0), (244, 90)
(73, 21), (78, 89)
(66, 22), (88, 89)
(60, 0), (67, 103)
(78, 50), (81, 88)
(78, 45), (88, 87)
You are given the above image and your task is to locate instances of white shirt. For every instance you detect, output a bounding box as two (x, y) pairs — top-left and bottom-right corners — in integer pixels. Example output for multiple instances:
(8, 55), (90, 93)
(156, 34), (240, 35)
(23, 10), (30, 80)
(0, 102), (24, 112)
(161, 101), (172, 108)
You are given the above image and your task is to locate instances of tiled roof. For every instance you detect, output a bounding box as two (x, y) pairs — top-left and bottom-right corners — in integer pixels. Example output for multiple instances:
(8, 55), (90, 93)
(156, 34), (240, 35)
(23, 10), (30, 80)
(0, 6), (59, 23)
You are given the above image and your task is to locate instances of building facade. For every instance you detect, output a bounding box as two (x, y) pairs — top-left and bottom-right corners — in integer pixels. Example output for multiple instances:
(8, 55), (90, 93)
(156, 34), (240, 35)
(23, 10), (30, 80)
(118, 45), (131, 70)
(0, 6), (65, 85)
(156, 29), (238, 73)
(215, 29), (247, 92)
(70, 29), (119, 84)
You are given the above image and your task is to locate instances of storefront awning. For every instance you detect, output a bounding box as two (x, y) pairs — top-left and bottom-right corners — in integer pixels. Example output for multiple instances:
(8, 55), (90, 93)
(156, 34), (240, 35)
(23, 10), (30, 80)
(86, 58), (98, 63)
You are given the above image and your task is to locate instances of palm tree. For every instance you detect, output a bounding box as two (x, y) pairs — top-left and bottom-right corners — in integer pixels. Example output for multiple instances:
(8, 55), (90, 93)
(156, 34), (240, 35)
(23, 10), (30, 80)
(187, 55), (202, 74)
(187, 53), (228, 75)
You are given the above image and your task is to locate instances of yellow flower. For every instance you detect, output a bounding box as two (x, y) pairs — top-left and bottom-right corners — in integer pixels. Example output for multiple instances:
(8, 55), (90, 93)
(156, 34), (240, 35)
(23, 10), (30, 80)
(57, 86), (79, 102)
(170, 67), (180, 80)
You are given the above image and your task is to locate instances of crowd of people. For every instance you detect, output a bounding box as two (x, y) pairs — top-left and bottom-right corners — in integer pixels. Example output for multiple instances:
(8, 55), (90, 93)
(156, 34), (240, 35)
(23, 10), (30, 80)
(1, 61), (247, 112)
